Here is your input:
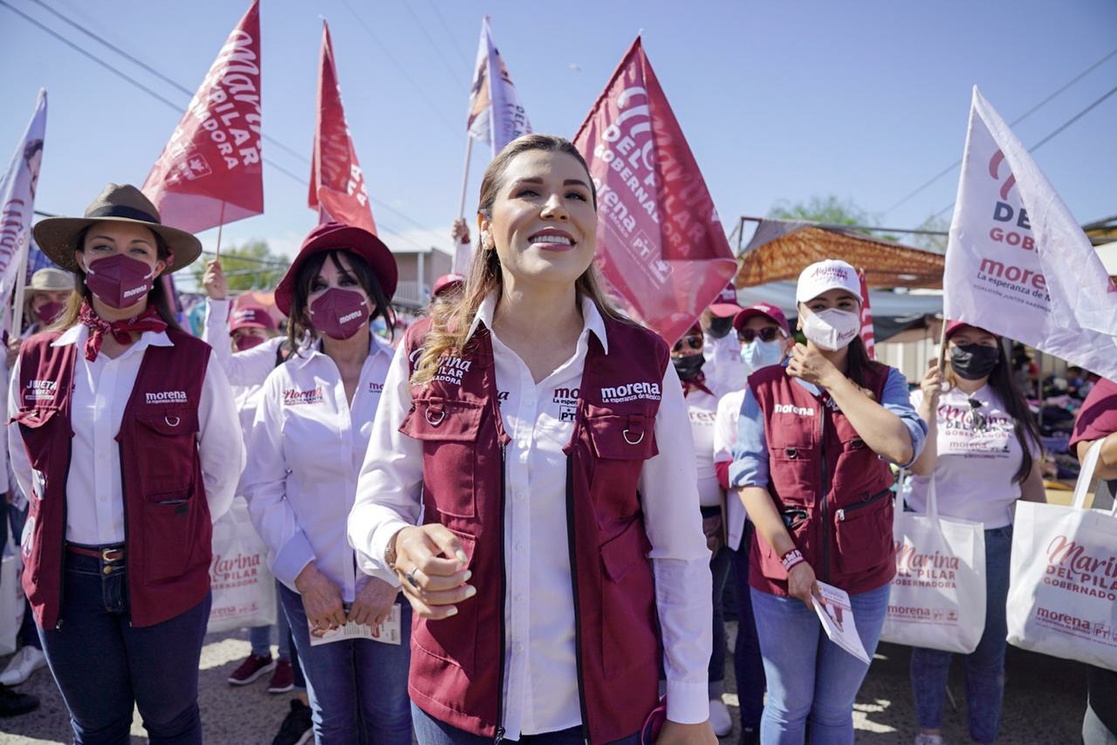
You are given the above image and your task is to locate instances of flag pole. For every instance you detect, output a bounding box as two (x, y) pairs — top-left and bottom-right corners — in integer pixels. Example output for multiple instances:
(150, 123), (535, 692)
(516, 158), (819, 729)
(9, 246), (29, 342)
(456, 135), (473, 220)
(214, 200), (226, 259)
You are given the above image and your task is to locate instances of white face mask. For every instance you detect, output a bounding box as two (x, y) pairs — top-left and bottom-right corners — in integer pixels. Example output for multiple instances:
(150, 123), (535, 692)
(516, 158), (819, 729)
(801, 308), (860, 351)
(739, 339), (785, 372)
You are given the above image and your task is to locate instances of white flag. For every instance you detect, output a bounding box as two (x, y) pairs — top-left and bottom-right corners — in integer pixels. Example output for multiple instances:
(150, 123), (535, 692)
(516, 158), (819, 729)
(466, 16), (531, 156)
(0, 89), (48, 335)
(943, 86), (1117, 379)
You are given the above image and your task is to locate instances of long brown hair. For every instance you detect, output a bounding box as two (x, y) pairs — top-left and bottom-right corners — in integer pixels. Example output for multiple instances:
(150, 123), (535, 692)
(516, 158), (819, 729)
(52, 225), (182, 332)
(412, 134), (629, 386)
(945, 334), (1044, 484)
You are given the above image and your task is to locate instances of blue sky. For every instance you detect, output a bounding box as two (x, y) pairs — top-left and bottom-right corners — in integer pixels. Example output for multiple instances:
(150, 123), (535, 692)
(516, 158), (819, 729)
(1, 0), (1114, 286)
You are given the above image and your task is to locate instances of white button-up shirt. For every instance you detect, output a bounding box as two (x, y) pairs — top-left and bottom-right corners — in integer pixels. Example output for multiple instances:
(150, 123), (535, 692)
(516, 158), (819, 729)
(7, 325), (244, 545)
(349, 296), (712, 736)
(203, 298), (286, 388)
(241, 333), (393, 601)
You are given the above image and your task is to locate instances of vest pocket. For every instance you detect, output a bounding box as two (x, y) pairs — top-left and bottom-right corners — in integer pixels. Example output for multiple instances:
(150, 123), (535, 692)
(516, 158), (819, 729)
(756, 504), (814, 582)
(584, 412), (659, 461)
(400, 398), (483, 519)
(412, 531), (477, 672)
(142, 487), (199, 583)
(13, 407), (60, 473)
(135, 407), (200, 490)
(833, 492), (893, 575)
(599, 517), (657, 679)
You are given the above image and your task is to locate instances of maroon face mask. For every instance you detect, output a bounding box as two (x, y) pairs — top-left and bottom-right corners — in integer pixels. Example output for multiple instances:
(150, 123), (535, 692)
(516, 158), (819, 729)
(234, 335), (266, 352)
(308, 288), (369, 340)
(34, 301), (65, 326)
(84, 254), (156, 309)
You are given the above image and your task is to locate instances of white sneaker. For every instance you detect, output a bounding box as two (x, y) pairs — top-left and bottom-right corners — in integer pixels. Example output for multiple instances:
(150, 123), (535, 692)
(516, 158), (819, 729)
(709, 698), (733, 738)
(914, 734), (944, 745)
(0, 646), (47, 686)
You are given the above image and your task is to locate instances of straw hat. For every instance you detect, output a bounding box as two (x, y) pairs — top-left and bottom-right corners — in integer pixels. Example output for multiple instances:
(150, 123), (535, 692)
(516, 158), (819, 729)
(26, 267), (74, 297)
(32, 183), (202, 274)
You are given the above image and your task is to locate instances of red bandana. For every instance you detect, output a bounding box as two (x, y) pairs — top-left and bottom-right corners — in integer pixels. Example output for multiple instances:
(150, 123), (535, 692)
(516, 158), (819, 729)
(78, 301), (168, 361)
(681, 371), (714, 398)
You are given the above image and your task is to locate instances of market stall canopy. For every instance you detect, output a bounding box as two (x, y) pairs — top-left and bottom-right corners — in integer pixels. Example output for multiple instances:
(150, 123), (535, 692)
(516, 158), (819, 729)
(733, 218), (945, 290)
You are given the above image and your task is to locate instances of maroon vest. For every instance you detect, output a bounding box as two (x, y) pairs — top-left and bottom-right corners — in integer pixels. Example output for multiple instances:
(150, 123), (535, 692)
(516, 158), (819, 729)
(399, 315), (666, 743)
(748, 363), (896, 596)
(14, 328), (213, 629)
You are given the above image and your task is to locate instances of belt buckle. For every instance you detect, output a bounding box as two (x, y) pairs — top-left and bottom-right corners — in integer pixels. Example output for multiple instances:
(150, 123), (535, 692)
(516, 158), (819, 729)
(101, 547), (123, 563)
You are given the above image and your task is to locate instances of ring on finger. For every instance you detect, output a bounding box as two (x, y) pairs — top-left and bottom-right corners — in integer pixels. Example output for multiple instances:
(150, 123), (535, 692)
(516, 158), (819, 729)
(405, 567), (420, 588)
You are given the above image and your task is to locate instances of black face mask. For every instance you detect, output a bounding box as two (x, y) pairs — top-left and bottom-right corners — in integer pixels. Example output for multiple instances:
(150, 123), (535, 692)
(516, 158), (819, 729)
(950, 344), (1000, 381)
(672, 353), (705, 381)
(707, 315), (734, 339)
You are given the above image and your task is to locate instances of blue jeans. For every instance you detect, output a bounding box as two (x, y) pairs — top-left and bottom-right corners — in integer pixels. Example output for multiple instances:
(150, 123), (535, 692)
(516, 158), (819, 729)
(731, 528), (766, 729)
(710, 544), (731, 695)
(751, 582), (890, 744)
(280, 583), (412, 745)
(411, 702), (642, 744)
(37, 550), (211, 745)
(249, 581), (291, 659)
(3, 502), (40, 650)
(911, 525), (1012, 745)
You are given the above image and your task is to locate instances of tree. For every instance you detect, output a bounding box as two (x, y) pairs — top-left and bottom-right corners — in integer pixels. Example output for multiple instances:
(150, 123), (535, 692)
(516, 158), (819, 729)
(190, 239), (288, 291)
(767, 195), (874, 226)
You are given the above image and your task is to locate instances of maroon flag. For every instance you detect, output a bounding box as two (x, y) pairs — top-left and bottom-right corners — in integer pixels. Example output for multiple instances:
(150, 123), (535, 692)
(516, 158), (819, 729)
(858, 269), (875, 359)
(142, 1), (262, 234)
(309, 21), (376, 235)
(573, 37), (736, 343)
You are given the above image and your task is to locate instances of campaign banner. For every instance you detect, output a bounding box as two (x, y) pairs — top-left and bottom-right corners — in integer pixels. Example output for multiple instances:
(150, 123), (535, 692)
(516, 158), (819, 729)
(943, 86), (1117, 379)
(142, 0), (263, 234)
(309, 21), (376, 235)
(466, 16), (531, 157)
(857, 269), (875, 359)
(573, 37), (736, 344)
(0, 89), (47, 336)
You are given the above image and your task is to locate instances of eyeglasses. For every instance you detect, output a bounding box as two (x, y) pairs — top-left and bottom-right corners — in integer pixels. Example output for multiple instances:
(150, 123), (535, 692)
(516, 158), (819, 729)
(967, 398), (988, 432)
(737, 327), (782, 344)
(672, 335), (703, 353)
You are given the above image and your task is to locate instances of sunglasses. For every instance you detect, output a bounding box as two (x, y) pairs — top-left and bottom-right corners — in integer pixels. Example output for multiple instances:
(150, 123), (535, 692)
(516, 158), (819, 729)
(737, 327), (782, 344)
(672, 335), (703, 353)
(967, 398), (988, 433)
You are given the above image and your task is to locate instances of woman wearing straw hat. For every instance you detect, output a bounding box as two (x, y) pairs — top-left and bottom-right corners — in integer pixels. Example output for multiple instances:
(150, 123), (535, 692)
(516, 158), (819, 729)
(21, 267), (74, 337)
(7, 183), (245, 744)
(240, 221), (411, 745)
(348, 134), (715, 745)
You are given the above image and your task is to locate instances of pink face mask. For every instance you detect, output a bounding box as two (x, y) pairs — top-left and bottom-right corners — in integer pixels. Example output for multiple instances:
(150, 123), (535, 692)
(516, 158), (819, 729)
(34, 301), (65, 326)
(234, 335), (266, 352)
(84, 254), (156, 309)
(308, 287), (369, 340)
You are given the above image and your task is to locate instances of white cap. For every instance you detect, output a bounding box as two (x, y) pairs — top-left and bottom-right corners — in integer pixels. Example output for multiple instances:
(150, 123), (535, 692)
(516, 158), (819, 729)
(795, 259), (862, 304)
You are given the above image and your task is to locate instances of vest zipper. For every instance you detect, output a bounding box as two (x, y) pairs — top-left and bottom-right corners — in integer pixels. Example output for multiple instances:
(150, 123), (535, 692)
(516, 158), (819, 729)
(564, 457), (592, 745)
(493, 443), (507, 745)
(835, 487), (893, 522)
(818, 405), (831, 584)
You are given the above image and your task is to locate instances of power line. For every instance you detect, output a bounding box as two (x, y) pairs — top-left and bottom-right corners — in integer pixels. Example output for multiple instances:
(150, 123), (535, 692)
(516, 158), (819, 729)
(338, 0), (461, 136)
(424, 0), (473, 68)
(1, 0), (434, 252)
(929, 82), (1117, 221)
(398, 0), (469, 91)
(883, 47), (1117, 217)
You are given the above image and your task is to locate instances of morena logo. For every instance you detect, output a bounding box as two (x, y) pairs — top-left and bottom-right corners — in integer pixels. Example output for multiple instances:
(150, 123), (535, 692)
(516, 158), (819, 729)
(988, 150), (1016, 201)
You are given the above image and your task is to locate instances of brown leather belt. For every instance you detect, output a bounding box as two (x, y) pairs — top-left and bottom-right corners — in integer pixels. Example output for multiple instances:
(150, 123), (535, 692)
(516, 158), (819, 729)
(66, 544), (125, 562)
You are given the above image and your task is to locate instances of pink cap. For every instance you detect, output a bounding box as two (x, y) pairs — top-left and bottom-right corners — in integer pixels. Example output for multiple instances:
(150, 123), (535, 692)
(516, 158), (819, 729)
(944, 320), (997, 340)
(707, 281), (743, 317)
(432, 273), (465, 298)
(229, 305), (276, 334)
(733, 303), (790, 335)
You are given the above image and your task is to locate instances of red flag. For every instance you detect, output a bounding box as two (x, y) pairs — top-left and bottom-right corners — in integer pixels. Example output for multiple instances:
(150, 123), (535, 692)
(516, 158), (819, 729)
(309, 21), (376, 235)
(573, 37), (735, 344)
(858, 269), (876, 359)
(142, 1), (263, 234)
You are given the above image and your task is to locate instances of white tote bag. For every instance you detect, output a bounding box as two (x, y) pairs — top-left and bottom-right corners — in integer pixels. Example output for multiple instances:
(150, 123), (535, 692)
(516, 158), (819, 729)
(207, 498), (276, 634)
(0, 519), (26, 656)
(1006, 442), (1117, 671)
(880, 474), (987, 654)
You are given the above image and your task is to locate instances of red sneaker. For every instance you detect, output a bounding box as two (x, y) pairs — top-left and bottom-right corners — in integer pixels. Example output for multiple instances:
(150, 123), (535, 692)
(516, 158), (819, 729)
(267, 658), (294, 694)
(228, 653), (276, 685)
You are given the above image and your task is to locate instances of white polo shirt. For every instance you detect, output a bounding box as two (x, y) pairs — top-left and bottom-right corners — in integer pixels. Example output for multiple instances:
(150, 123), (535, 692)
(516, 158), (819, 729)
(349, 295), (712, 736)
(241, 332), (394, 602)
(7, 325), (244, 545)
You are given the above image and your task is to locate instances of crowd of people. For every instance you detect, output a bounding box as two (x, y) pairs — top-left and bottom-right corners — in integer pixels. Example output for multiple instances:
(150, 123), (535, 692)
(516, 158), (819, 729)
(0, 133), (1112, 745)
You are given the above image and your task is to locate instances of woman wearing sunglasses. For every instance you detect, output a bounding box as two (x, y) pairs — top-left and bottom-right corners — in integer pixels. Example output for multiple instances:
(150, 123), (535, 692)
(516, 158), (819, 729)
(728, 260), (926, 743)
(907, 321), (1045, 745)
